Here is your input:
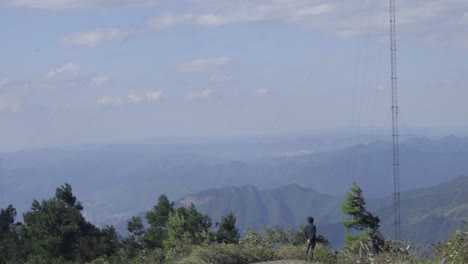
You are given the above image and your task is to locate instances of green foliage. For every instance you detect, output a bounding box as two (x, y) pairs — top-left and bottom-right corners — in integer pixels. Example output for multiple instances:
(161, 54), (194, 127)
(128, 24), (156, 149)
(216, 211), (239, 244)
(0, 205), (24, 263)
(173, 243), (289, 264)
(342, 182), (384, 254)
(180, 244), (247, 264)
(240, 228), (263, 246)
(88, 248), (165, 264)
(275, 245), (305, 260)
(145, 194), (175, 249)
(164, 206), (212, 249)
(240, 245), (279, 263)
(311, 243), (336, 264)
(262, 225), (293, 247)
(342, 182), (380, 232)
(176, 205), (212, 234)
(147, 194), (174, 229)
(240, 225), (305, 247)
(2, 184), (466, 264)
(432, 219), (468, 264)
(128, 216), (146, 238)
(20, 183), (120, 263)
(127, 216), (146, 248)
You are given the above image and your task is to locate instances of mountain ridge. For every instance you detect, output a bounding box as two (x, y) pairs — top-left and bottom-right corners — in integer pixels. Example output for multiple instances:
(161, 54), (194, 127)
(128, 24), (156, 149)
(174, 176), (468, 248)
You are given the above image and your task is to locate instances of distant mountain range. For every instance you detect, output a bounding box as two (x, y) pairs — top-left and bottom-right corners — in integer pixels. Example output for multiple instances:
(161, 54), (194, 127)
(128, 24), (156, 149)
(1, 134), (467, 227)
(175, 176), (468, 249)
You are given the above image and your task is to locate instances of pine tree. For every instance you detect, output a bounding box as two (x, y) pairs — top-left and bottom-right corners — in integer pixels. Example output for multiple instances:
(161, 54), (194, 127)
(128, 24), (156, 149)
(164, 211), (187, 248)
(216, 211), (239, 244)
(146, 194), (174, 228)
(21, 183), (120, 262)
(342, 182), (384, 252)
(127, 216), (146, 246)
(0, 205), (23, 263)
(163, 204), (212, 249)
(145, 194), (175, 248)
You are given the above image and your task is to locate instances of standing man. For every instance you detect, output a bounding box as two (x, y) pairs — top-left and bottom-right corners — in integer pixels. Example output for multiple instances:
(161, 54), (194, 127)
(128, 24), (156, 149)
(304, 216), (316, 256)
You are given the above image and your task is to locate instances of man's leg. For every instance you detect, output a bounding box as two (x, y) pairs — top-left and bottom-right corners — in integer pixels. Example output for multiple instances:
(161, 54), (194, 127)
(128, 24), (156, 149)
(310, 241), (316, 257)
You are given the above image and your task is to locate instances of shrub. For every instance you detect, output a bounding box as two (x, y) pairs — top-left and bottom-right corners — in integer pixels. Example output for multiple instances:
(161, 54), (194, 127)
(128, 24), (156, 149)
(182, 244), (247, 264)
(432, 219), (467, 264)
(276, 245), (304, 260)
(241, 245), (278, 263)
(312, 243), (337, 264)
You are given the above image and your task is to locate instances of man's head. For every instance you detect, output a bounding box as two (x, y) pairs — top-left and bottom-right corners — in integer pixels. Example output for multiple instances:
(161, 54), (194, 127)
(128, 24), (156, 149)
(307, 216), (314, 224)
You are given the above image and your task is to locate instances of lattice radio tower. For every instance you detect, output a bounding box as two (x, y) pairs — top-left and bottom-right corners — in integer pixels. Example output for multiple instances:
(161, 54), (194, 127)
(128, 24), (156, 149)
(389, 0), (401, 240)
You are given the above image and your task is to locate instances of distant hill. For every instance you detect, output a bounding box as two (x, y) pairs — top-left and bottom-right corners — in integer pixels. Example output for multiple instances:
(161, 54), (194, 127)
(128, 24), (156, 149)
(370, 175), (468, 245)
(1, 135), (467, 227)
(175, 176), (468, 249)
(272, 135), (468, 197)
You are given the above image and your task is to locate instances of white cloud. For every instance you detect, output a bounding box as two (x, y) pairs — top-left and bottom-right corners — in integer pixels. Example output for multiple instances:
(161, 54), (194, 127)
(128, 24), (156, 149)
(3, 0), (162, 11)
(0, 78), (9, 88)
(97, 96), (123, 106)
(148, 14), (195, 29)
(127, 93), (144, 103)
(146, 91), (162, 101)
(295, 4), (334, 17)
(256, 88), (269, 96)
(4, 0), (92, 10)
(186, 89), (212, 101)
(147, 1), (334, 30)
(89, 76), (110, 86)
(178, 57), (232, 72)
(44, 62), (79, 80)
(63, 28), (139, 47)
(376, 84), (385, 91)
(148, 0), (468, 49)
(209, 73), (232, 83)
(98, 91), (163, 106)
(11, 0), (466, 49)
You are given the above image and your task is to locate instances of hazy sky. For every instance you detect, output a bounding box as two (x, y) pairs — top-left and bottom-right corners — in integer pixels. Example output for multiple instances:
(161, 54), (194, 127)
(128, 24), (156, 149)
(1, 0), (467, 150)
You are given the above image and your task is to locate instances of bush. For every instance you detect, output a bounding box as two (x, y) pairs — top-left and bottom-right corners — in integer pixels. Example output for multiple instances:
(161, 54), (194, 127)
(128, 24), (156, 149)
(181, 244), (246, 264)
(242, 245), (279, 263)
(312, 243), (337, 264)
(276, 245), (305, 260)
(432, 219), (468, 264)
(88, 248), (165, 264)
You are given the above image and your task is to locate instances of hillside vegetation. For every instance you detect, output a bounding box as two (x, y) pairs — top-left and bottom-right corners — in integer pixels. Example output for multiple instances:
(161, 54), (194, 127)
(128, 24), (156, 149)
(170, 176), (468, 248)
(1, 181), (467, 264)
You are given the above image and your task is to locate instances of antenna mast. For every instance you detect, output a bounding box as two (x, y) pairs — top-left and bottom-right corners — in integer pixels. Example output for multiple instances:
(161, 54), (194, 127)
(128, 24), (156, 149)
(389, 0), (401, 240)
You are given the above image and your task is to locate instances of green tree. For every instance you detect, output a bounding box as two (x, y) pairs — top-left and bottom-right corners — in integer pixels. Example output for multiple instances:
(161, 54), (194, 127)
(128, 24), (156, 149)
(0, 205), (24, 263)
(127, 216), (146, 247)
(146, 194), (174, 228)
(240, 228), (265, 246)
(164, 210), (188, 248)
(216, 211), (240, 244)
(164, 204), (212, 249)
(262, 225), (291, 247)
(21, 183), (120, 262)
(176, 204), (212, 235)
(0, 205), (20, 234)
(145, 194), (175, 248)
(342, 182), (384, 253)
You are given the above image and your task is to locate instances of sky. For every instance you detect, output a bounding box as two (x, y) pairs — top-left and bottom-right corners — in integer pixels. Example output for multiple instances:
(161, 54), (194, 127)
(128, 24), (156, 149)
(0, 0), (467, 150)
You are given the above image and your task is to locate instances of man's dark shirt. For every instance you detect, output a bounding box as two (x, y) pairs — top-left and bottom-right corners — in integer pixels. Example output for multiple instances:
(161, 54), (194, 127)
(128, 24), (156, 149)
(304, 223), (316, 242)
